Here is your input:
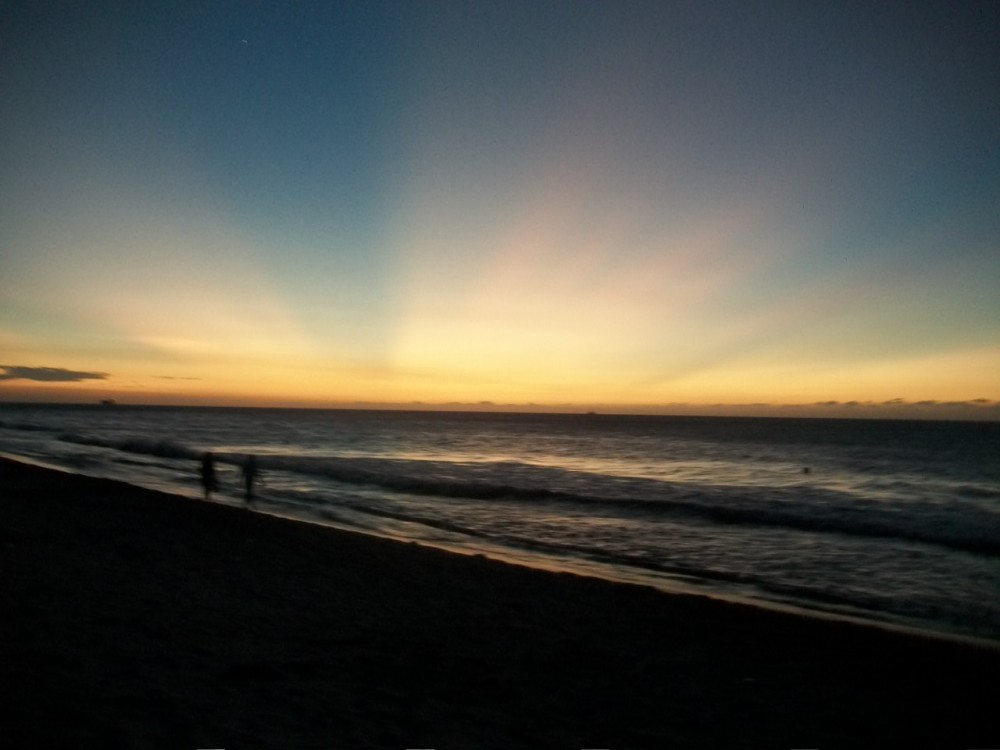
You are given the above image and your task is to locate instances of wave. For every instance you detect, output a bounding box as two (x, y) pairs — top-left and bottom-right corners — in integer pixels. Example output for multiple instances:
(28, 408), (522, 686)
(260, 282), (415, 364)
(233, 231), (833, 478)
(257, 455), (1000, 558)
(957, 484), (1000, 500)
(51, 432), (1000, 557)
(58, 433), (199, 460)
(0, 419), (63, 433)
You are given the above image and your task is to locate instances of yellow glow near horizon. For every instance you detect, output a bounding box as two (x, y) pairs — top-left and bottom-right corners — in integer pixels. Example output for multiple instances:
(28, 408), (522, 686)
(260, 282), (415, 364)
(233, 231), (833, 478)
(385, 138), (792, 402)
(637, 344), (1000, 405)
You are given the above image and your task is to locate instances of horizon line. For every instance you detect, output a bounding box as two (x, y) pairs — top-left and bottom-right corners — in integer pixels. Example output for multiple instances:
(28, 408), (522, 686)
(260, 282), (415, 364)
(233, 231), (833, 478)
(2, 397), (998, 422)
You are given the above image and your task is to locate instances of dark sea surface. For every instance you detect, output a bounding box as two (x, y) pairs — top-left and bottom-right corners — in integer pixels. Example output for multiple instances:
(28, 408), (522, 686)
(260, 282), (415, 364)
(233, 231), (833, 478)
(2, 404), (998, 641)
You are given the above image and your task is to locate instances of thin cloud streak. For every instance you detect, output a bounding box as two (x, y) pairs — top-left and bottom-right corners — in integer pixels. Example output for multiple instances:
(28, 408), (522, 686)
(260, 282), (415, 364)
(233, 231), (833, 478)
(0, 366), (109, 382)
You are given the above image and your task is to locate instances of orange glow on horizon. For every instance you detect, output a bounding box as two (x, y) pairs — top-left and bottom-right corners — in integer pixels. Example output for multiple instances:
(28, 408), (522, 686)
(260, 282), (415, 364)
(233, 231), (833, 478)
(3, 341), (998, 422)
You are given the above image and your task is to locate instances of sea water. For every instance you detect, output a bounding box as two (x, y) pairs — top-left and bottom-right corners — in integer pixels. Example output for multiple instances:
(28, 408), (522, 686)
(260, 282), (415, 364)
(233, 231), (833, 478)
(1, 403), (998, 641)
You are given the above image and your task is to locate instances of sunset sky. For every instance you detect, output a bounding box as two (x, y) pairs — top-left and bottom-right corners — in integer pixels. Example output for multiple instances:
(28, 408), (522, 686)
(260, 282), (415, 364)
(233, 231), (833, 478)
(2, 1), (998, 418)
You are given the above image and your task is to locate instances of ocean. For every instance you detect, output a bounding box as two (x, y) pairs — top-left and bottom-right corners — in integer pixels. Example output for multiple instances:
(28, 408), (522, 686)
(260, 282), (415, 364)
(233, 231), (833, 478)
(2, 403), (998, 642)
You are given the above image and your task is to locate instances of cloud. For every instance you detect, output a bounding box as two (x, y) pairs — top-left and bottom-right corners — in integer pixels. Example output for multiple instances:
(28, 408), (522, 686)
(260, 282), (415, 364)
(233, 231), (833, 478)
(0, 366), (109, 382)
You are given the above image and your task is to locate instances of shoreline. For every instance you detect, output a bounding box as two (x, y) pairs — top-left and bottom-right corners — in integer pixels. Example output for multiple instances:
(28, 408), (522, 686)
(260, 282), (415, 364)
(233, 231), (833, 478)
(2, 456), (998, 747)
(325, 516), (1000, 654)
(6, 449), (996, 650)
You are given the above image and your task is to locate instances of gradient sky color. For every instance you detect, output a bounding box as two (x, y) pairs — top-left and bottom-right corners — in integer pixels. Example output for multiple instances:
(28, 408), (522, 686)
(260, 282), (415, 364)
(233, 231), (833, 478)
(2, 1), (998, 418)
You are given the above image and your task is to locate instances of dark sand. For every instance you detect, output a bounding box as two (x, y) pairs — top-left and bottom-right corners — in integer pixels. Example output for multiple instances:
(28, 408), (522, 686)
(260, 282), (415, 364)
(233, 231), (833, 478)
(2, 457), (997, 749)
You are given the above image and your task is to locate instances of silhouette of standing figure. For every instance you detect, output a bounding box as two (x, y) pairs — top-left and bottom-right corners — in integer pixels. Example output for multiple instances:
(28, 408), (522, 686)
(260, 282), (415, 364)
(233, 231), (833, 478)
(242, 454), (259, 508)
(200, 452), (218, 500)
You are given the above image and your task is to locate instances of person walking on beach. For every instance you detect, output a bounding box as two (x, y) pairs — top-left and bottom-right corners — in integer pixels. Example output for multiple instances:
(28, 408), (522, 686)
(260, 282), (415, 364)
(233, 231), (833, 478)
(200, 452), (218, 500)
(241, 454), (260, 508)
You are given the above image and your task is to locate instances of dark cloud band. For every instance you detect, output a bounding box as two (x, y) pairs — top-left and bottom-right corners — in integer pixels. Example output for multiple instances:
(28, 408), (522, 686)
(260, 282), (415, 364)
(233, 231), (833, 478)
(0, 366), (109, 382)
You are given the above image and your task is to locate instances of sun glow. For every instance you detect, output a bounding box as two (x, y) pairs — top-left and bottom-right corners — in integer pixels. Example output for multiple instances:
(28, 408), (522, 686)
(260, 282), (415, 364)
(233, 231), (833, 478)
(2, 4), (997, 418)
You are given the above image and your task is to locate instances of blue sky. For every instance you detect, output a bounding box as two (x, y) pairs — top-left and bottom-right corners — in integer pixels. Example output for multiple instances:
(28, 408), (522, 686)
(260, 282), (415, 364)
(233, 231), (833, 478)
(1, 1), (998, 417)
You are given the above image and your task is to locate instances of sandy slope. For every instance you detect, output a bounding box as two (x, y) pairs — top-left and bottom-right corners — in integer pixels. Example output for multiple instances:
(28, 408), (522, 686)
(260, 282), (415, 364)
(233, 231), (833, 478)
(1, 457), (997, 748)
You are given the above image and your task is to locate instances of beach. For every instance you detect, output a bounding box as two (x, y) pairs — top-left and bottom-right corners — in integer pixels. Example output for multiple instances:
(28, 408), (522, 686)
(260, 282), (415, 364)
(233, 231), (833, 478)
(2, 456), (997, 748)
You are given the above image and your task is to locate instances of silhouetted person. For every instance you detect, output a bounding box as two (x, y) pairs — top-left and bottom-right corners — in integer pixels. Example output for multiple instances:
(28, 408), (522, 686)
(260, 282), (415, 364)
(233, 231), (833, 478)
(242, 454), (260, 508)
(200, 452), (218, 500)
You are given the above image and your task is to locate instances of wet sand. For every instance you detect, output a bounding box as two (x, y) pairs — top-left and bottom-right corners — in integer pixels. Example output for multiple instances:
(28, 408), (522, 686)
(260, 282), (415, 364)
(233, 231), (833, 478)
(1, 456), (997, 748)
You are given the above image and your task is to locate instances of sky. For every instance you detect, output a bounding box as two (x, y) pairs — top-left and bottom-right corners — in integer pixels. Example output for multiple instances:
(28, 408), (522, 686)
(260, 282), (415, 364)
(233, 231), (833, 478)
(1, 1), (998, 419)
